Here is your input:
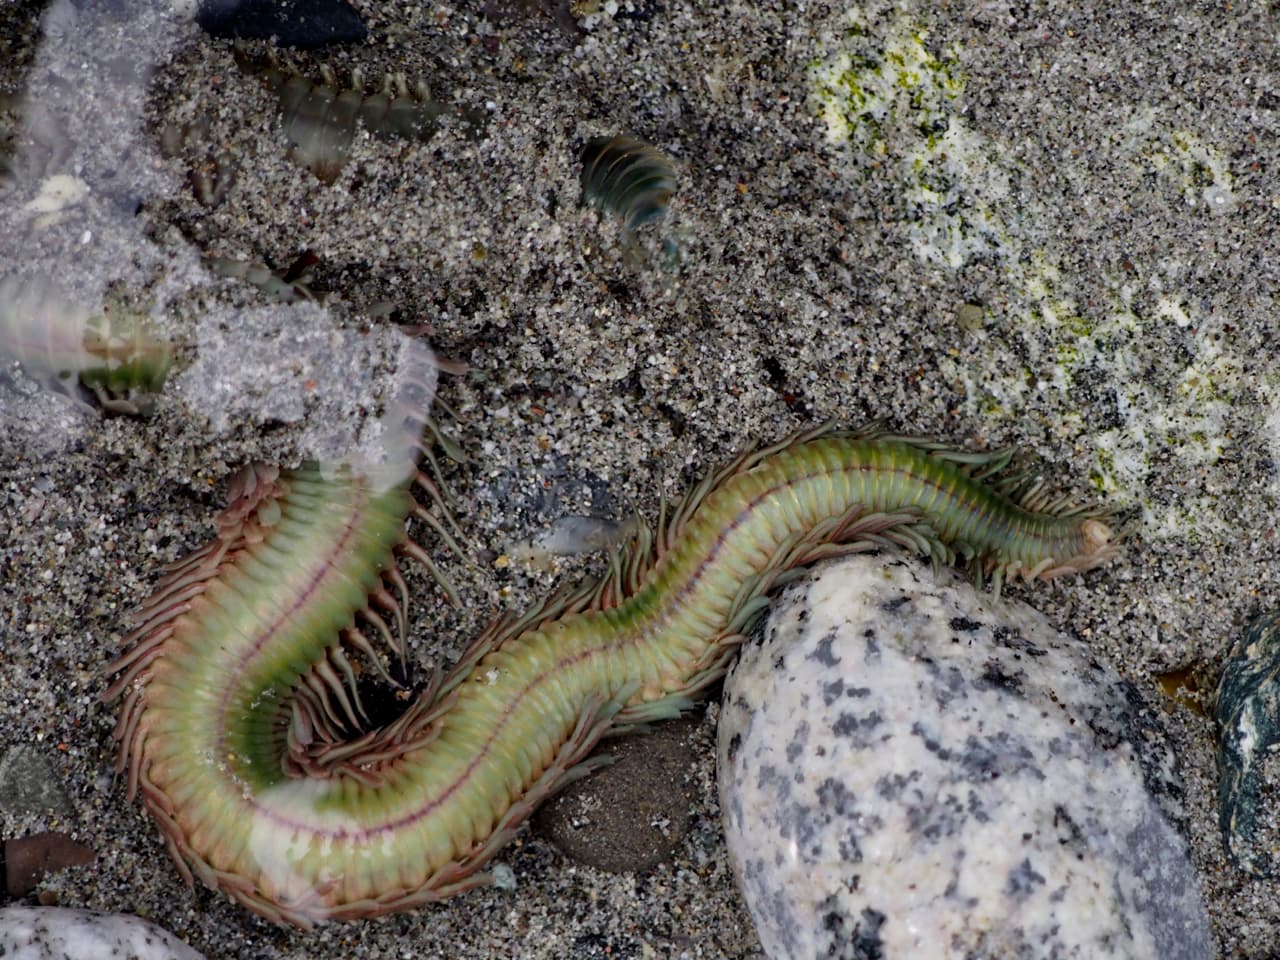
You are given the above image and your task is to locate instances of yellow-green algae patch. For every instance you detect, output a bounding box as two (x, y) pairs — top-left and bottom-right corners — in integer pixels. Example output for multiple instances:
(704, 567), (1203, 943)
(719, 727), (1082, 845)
(951, 257), (1244, 540)
(1146, 128), (1238, 213)
(811, 12), (964, 151)
(810, 13), (999, 268)
(808, 9), (1258, 542)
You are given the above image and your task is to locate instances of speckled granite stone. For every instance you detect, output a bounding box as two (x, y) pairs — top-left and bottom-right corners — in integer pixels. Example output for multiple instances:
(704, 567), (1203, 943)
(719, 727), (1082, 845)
(0, 907), (205, 960)
(718, 556), (1212, 960)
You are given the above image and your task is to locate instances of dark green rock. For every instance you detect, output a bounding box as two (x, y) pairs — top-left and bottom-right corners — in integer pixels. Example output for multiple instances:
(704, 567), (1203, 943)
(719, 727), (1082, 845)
(1215, 611), (1280, 876)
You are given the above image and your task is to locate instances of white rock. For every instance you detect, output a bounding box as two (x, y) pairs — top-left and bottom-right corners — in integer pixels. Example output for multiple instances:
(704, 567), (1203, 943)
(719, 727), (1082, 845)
(0, 906), (205, 960)
(718, 556), (1212, 960)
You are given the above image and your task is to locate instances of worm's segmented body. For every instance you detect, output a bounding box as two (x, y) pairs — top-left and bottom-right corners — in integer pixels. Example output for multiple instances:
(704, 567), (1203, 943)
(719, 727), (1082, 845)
(235, 49), (485, 184)
(580, 134), (680, 265)
(106, 423), (1116, 925)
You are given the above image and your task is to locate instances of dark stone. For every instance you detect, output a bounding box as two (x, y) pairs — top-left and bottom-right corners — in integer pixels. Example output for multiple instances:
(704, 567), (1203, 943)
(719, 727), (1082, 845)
(534, 716), (699, 873)
(1215, 610), (1280, 876)
(196, 0), (367, 50)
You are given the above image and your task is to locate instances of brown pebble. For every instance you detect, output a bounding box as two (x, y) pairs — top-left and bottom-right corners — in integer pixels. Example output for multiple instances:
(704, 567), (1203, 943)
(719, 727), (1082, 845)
(534, 716), (699, 873)
(5, 831), (96, 896)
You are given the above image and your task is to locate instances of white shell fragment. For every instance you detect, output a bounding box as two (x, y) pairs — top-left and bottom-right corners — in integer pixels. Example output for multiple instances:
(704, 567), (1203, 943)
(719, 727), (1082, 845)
(718, 556), (1212, 960)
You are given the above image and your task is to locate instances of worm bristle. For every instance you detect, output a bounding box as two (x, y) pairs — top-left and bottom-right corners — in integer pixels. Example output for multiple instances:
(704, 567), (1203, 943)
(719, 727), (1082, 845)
(206, 254), (319, 304)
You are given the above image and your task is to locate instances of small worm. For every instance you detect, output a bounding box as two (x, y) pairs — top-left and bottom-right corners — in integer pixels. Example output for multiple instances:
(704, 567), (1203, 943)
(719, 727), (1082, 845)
(235, 48), (485, 184)
(580, 134), (679, 264)
(205, 253), (319, 304)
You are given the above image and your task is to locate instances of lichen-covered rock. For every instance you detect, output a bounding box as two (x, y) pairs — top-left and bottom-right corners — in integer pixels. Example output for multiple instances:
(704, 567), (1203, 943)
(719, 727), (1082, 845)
(718, 556), (1212, 960)
(1215, 610), (1280, 876)
(0, 907), (205, 960)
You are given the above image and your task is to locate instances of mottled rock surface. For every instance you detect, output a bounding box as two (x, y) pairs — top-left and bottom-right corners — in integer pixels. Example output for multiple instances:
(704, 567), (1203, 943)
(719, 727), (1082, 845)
(719, 556), (1212, 960)
(0, 747), (71, 817)
(0, 906), (205, 960)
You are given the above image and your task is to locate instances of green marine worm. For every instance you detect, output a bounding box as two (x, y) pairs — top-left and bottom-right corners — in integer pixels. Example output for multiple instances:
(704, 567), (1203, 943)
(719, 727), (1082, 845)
(234, 47), (486, 184)
(104, 422), (1117, 926)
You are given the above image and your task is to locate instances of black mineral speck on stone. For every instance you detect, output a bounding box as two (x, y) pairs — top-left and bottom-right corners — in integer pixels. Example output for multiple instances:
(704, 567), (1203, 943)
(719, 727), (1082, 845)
(726, 731), (742, 762)
(977, 659), (1025, 695)
(1005, 857), (1047, 899)
(817, 776), (856, 815)
(992, 625), (1048, 657)
(823, 677), (845, 704)
(817, 894), (889, 960)
(875, 770), (920, 800)
(833, 710), (883, 743)
(851, 906), (887, 959)
(807, 631), (842, 667)
(786, 720), (811, 763)
(880, 595), (910, 613)
(1053, 804), (1089, 857)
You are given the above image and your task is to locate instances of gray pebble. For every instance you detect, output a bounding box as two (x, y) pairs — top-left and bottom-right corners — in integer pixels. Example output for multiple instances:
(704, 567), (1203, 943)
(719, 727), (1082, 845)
(0, 746), (71, 818)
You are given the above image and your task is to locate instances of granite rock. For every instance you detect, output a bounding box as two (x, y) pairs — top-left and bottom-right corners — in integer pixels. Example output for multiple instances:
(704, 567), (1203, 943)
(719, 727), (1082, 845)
(718, 556), (1212, 960)
(0, 907), (205, 960)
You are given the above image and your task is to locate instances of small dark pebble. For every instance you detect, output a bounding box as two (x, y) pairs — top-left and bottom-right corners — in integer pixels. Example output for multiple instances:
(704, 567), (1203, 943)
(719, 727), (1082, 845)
(535, 716), (699, 873)
(196, 0), (367, 49)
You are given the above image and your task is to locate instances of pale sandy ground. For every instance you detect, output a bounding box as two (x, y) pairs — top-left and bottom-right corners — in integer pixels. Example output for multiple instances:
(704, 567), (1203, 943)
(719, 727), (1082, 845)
(1, 1), (1278, 957)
